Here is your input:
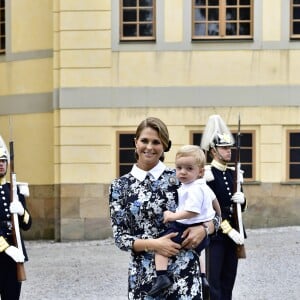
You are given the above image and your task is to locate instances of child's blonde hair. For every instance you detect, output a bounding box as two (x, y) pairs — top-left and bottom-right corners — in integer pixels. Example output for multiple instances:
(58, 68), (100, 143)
(176, 145), (206, 168)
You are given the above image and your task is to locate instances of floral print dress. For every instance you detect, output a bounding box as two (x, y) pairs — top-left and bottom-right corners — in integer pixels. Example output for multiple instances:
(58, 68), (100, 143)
(109, 161), (203, 300)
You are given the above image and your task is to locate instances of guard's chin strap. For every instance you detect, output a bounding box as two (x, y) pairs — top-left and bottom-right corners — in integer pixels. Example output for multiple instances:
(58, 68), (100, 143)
(214, 147), (227, 163)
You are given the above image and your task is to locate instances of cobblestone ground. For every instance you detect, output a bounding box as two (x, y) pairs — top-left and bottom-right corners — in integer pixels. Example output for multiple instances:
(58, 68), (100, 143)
(20, 226), (300, 300)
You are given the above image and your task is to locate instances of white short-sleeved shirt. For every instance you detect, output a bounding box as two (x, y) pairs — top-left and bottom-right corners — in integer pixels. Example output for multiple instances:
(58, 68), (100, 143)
(176, 178), (216, 225)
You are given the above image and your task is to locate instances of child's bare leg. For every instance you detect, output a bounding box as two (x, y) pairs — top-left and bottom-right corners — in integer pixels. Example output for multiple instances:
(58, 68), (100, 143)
(155, 253), (169, 271)
(200, 250), (206, 273)
(148, 253), (172, 296)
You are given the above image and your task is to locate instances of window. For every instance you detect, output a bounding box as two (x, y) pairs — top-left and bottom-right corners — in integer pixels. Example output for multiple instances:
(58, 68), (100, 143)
(120, 0), (156, 41)
(287, 131), (300, 180)
(291, 0), (300, 38)
(192, 132), (213, 164)
(118, 132), (136, 177)
(192, 131), (255, 180)
(0, 0), (5, 54)
(192, 0), (253, 40)
(230, 131), (254, 180)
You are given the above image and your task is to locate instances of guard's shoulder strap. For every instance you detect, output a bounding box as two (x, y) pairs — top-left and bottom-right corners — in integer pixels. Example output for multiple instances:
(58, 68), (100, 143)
(239, 169), (244, 184)
(204, 165), (214, 182)
(227, 166), (244, 183)
(17, 182), (30, 197)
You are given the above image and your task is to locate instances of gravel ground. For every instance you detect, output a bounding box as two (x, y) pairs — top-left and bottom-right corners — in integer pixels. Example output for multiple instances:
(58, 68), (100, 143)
(20, 226), (300, 300)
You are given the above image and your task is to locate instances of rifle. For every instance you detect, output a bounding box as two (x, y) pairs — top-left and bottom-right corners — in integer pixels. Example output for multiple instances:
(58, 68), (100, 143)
(232, 115), (246, 259)
(9, 141), (26, 281)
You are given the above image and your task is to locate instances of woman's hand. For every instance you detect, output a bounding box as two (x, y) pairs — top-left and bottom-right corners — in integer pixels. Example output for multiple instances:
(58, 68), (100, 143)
(181, 226), (206, 249)
(181, 220), (215, 249)
(181, 221), (215, 249)
(154, 232), (181, 257)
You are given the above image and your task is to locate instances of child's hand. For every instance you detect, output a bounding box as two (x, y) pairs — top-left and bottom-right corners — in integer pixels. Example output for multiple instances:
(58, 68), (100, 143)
(163, 210), (175, 223)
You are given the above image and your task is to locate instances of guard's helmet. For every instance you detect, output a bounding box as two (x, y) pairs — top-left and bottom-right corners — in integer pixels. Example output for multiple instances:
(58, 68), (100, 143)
(201, 115), (234, 151)
(213, 132), (234, 148)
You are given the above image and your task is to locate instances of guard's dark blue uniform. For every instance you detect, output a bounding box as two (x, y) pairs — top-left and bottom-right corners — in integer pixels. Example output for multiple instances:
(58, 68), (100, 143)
(205, 162), (246, 300)
(0, 180), (32, 300)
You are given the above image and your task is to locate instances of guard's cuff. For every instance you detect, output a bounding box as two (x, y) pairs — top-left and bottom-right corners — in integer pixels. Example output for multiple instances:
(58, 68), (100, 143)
(23, 210), (30, 224)
(220, 219), (232, 234)
(0, 236), (10, 252)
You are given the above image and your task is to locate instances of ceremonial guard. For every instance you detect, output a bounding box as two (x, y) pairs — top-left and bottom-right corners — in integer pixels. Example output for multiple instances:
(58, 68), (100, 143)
(0, 136), (32, 300)
(201, 115), (247, 300)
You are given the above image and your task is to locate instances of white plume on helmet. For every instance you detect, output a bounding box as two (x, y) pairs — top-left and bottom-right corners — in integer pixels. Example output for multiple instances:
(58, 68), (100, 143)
(201, 115), (235, 151)
(0, 135), (10, 163)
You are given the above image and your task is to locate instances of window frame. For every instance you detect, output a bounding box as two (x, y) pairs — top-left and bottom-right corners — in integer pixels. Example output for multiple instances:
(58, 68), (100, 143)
(192, 0), (254, 41)
(0, 0), (5, 54)
(290, 0), (300, 39)
(191, 130), (255, 181)
(287, 130), (300, 181)
(119, 0), (156, 42)
(117, 131), (136, 177)
(231, 130), (255, 181)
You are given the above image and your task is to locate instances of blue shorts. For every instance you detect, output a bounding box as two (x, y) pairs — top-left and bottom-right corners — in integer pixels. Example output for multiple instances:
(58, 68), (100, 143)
(163, 221), (210, 255)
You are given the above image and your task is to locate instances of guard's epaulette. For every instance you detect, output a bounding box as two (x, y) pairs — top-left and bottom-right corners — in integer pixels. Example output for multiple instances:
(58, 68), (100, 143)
(227, 166), (244, 183)
(17, 182), (30, 197)
(204, 165), (214, 182)
(7, 181), (30, 196)
(239, 169), (244, 183)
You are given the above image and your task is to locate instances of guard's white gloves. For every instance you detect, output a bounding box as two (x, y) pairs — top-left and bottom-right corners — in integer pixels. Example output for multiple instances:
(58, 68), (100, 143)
(220, 220), (243, 245)
(10, 200), (25, 216)
(5, 246), (25, 262)
(228, 228), (244, 245)
(231, 191), (245, 204)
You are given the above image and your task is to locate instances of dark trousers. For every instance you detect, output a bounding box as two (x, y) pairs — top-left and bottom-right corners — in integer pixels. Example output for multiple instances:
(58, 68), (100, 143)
(207, 234), (238, 300)
(165, 221), (210, 255)
(0, 253), (22, 300)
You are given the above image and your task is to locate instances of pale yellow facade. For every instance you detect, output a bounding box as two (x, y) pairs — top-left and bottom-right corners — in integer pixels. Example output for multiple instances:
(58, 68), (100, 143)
(164, 0), (183, 42)
(0, 1), (300, 240)
(262, 0), (282, 41)
(11, 0), (52, 52)
(0, 113), (53, 184)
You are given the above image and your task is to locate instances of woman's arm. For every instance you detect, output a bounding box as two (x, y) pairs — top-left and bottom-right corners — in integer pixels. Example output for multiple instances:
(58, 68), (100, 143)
(132, 232), (182, 257)
(109, 180), (138, 252)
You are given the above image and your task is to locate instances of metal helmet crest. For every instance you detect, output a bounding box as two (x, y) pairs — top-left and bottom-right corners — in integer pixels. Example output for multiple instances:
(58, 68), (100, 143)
(200, 115), (234, 151)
